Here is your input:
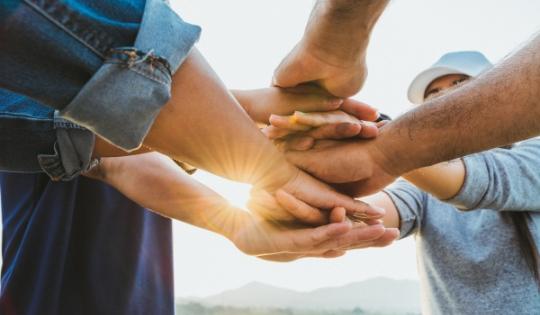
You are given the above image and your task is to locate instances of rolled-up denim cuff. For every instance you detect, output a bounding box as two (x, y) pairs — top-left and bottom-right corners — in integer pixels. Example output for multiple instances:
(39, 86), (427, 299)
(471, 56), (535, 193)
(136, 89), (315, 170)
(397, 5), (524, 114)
(59, 0), (201, 151)
(37, 112), (96, 181)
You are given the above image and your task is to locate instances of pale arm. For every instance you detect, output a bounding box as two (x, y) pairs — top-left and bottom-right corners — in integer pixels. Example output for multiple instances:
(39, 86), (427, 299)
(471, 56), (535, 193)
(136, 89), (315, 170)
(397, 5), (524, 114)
(403, 160), (466, 201)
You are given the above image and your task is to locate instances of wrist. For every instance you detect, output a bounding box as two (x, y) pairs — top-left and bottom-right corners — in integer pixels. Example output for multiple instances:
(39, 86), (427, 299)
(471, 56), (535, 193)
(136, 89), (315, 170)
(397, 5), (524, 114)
(218, 208), (252, 243)
(304, 0), (388, 65)
(253, 157), (299, 193)
(368, 128), (412, 178)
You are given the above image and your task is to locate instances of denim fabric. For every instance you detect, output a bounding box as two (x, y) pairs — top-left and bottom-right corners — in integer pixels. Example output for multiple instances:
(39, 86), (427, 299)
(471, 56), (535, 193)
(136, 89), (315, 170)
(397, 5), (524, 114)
(0, 89), (96, 181)
(0, 0), (201, 151)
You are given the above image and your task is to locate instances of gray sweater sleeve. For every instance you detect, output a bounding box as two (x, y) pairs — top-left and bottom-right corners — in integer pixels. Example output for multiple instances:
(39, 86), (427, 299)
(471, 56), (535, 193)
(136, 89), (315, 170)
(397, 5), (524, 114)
(384, 180), (429, 239)
(447, 138), (540, 211)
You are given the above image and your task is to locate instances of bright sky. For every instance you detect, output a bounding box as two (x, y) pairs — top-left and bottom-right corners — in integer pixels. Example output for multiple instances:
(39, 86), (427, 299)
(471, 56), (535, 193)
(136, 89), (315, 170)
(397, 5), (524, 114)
(0, 0), (539, 301)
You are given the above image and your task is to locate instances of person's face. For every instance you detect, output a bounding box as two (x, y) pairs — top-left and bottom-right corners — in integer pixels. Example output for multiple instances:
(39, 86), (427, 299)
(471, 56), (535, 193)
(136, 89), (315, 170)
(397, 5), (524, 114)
(423, 73), (470, 103)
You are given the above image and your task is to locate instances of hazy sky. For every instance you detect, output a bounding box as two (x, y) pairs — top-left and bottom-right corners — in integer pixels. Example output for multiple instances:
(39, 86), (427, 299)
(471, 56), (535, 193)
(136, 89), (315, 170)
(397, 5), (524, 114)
(1, 0), (539, 300)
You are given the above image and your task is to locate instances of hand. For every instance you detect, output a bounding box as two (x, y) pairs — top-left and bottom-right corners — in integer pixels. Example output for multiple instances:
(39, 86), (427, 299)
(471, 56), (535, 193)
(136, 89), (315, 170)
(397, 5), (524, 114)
(273, 40), (368, 98)
(232, 86), (345, 125)
(273, 1), (389, 97)
(284, 139), (397, 197)
(255, 168), (386, 225)
(225, 207), (397, 262)
(264, 110), (387, 153)
(257, 205), (399, 262)
(262, 99), (381, 141)
(248, 185), (383, 226)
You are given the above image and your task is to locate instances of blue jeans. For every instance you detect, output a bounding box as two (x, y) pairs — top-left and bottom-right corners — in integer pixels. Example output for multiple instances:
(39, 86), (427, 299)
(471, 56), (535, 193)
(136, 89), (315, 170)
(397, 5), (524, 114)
(0, 0), (201, 151)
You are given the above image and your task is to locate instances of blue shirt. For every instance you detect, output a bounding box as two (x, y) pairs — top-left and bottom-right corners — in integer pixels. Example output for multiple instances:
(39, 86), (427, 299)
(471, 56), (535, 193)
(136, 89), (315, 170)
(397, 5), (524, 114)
(0, 173), (174, 315)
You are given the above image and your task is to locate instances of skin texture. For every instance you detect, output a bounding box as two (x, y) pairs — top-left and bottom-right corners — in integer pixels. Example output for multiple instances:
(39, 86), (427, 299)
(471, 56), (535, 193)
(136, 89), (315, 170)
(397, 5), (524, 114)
(85, 152), (398, 262)
(273, 0), (390, 97)
(402, 74), (470, 200)
(377, 33), (540, 175)
(273, 72), (477, 232)
(280, 32), (540, 197)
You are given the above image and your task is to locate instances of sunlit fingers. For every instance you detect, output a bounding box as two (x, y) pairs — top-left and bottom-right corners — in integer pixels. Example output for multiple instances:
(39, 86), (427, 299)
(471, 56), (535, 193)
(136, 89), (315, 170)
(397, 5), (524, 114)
(261, 125), (293, 140)
(270, 114), (313, 131)
(275, 189), (329, 226)
(248, 189), (297, 223)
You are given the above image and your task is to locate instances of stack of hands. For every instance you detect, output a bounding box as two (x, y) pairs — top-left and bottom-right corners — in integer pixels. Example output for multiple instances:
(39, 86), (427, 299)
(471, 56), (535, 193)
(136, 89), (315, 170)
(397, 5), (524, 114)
(86, 0), (402, 262)
(235, 85), (399, 261)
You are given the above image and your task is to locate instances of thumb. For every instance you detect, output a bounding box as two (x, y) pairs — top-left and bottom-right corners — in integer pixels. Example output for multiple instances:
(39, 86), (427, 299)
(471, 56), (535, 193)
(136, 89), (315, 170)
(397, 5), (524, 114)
(273, 47), (321, 88)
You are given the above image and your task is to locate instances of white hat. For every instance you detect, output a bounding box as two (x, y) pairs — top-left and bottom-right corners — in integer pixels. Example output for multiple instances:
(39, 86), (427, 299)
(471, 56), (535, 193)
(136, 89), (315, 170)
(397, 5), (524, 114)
(407, 51), (493, 104)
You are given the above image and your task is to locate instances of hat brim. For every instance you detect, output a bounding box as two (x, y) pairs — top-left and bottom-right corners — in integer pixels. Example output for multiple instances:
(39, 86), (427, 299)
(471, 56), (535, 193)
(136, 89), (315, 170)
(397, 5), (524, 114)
(407, 66), (472, 105)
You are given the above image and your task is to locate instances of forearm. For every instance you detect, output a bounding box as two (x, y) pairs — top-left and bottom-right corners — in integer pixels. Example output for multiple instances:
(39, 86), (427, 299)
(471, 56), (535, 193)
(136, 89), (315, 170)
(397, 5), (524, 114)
(305, 0), (389, 64)
(143, 49), (294, 190)
(375, 32), (540, 176)
(361, 193), (399, 229)
(403, 159), (466, 200)
(94, 153), (238, 237)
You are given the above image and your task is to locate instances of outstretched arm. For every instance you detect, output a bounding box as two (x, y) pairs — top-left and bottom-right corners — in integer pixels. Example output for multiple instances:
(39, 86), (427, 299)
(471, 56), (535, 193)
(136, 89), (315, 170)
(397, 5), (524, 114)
(86, 153), (395, 261)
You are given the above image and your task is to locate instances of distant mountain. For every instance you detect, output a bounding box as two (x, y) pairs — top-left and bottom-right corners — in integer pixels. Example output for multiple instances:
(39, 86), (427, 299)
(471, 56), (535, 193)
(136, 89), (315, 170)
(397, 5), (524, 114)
(178, 277), (420, 314)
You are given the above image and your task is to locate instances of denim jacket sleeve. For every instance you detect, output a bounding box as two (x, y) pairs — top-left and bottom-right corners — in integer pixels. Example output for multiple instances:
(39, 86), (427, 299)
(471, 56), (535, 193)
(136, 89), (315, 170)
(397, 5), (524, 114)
(0, 89), (96, 181)
(0, 0), (201, 151)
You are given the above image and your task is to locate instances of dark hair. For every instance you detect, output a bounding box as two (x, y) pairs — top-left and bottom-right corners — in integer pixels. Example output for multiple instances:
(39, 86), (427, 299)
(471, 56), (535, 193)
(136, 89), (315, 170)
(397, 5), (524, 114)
(507, 212), (540, 288)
